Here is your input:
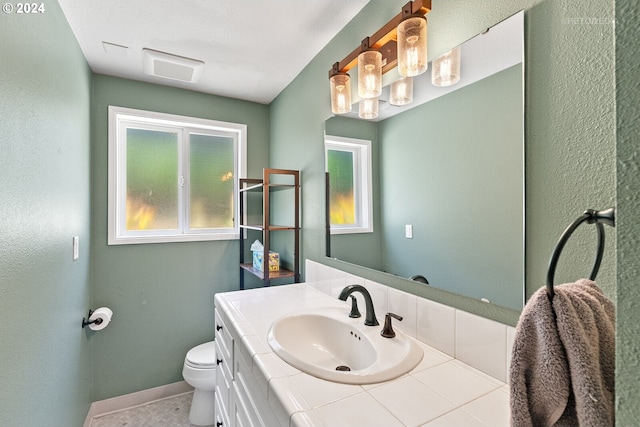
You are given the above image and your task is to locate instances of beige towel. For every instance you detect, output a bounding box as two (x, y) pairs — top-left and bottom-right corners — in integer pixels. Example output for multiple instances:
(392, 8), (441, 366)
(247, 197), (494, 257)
(510, 279), (615, 427)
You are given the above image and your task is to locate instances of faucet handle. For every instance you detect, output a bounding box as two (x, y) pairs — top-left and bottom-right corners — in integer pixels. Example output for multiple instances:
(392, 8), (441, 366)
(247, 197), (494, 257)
(348, 295), (361, 318)
(380, 313), (403, 338)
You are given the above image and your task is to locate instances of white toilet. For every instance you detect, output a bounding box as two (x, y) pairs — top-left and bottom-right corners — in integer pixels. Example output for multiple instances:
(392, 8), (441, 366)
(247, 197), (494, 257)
(182, 341), (217, 426)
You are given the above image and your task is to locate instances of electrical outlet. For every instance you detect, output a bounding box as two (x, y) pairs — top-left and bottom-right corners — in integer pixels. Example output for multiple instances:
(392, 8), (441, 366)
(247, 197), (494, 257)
(405, 224), (413, 239)
(73, 236), (79, 260)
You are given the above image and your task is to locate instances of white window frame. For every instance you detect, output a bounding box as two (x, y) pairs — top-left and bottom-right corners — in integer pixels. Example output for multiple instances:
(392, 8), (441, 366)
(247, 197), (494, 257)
(325, 135), (373, 234)
(108, 106), (247, 245)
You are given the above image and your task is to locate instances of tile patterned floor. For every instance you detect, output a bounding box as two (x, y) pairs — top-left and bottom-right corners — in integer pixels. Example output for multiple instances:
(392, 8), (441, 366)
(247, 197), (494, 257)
(90, 392), (213, 427)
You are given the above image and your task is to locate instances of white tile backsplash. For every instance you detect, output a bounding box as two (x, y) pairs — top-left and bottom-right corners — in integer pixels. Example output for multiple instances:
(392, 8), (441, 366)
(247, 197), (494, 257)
(305, 259), (514, 384)
(455, 310), (508, 382)
(344, 272), (365, 286)
(311, 261), (344, 296)
(305, 259), (318, 283)
(364, 279), (388, 325)
(417, 297), (456, 357)
(387, 286), (418, 338)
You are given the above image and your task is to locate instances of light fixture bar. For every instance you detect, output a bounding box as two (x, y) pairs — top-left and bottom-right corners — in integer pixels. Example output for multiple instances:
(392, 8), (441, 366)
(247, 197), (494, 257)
(328, 0), (431, 78)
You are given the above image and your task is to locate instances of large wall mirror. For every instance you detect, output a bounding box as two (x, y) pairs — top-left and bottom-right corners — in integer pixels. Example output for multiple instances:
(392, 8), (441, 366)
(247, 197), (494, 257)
(325, 12), (525, 311)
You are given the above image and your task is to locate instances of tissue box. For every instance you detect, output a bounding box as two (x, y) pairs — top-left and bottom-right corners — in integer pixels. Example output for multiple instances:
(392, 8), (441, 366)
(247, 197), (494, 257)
(252, 250), (280, 272)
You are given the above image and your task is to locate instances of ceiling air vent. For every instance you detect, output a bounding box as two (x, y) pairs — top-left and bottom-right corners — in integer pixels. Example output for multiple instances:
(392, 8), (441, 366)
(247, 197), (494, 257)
(142, 49), (204, 83)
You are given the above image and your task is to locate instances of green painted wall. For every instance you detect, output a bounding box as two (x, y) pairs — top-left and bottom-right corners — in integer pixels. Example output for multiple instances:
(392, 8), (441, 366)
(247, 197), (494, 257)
(0, 2), (92, 426)
(90, 75), (269, 400)
(615, 0), (640, 423)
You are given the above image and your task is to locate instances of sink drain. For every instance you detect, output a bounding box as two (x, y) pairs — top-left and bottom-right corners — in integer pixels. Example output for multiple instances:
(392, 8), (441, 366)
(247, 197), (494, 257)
(335, 365), (351, 372)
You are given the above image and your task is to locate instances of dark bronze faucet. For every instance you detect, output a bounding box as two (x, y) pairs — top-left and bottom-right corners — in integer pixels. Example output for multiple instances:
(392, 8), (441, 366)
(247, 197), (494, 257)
(348, 295), (361, 318)
(380, 313), (403, 338)
(338, 285), (379, 326)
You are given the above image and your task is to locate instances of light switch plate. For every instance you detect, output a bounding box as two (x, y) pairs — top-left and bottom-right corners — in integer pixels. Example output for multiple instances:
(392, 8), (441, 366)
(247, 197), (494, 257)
(73, 236), (79, 260)
(405, 224), (413, 239)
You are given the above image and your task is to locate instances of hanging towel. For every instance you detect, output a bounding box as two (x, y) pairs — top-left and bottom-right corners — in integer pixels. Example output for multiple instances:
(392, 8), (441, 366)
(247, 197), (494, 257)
(510, 279), (615, 427)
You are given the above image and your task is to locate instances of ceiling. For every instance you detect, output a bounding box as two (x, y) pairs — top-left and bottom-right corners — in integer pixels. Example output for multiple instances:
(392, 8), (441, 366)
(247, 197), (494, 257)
(57, 0), (370, 104)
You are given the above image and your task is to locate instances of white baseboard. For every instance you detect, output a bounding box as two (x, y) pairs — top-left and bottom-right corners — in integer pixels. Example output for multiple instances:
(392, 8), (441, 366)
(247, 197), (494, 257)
(83, 381), (194, 427)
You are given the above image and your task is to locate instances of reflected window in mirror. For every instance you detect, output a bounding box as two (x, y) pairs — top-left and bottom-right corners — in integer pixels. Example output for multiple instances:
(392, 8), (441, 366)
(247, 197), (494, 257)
(325, 135), (373, 234)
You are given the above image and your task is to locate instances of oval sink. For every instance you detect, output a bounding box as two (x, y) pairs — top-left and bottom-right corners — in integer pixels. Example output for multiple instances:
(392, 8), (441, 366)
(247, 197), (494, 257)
(267, 307), (423, 384)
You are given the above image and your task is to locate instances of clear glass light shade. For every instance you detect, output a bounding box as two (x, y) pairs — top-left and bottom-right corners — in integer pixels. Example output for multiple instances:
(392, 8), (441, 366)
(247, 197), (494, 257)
(390, 77), (413, 106)
(397, 16), (428, 77)
(358, 50), (382, 98)
(432, 46), (461, 87)
(359, 97), (379, 120)
(330, 73), (352, 114)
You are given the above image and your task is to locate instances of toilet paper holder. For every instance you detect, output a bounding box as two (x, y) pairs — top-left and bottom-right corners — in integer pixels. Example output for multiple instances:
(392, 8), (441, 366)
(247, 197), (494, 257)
(81, 309), (103, 329)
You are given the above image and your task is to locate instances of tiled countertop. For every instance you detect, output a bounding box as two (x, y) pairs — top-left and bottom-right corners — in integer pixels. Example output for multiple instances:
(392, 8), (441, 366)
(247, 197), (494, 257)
(214, 283), (510, 427)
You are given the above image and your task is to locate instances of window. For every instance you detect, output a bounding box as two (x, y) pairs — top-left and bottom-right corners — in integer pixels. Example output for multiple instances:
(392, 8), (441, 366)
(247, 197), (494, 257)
(108, 106), (246, 245)
(325, 135), (373, 234)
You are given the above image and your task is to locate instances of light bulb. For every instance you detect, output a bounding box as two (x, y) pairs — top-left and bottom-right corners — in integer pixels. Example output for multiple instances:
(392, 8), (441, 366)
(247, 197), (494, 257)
(432, 46), (461, 87)
(330, 73), (352, 114)
(397, 16), (428, 77)
(358, 50), (382, 98)
(359, 97), (379, 120)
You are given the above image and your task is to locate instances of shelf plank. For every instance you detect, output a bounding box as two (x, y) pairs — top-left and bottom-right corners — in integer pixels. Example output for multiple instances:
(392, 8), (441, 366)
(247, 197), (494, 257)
(240, 225), (298, 231)
(239, 183), (297, 193)
(240, 224), (264, 231)
(240, 264), (295, 280)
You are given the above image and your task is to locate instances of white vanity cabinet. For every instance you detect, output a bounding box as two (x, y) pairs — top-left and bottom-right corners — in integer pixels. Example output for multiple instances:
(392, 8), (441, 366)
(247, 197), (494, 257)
(214, 309), (233, 427)
(214, 305), (281, 427)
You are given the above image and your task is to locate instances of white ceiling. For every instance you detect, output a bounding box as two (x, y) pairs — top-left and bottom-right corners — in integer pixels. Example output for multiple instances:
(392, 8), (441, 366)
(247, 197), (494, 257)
(57, 0), (370, 104)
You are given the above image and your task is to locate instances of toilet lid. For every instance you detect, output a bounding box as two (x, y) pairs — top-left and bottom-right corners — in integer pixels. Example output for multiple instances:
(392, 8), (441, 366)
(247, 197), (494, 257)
(186, 341), (216, 368)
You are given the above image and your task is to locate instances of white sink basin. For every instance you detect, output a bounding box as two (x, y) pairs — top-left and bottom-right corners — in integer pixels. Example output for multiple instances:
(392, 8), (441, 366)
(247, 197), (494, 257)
(267, 307), (423, 384)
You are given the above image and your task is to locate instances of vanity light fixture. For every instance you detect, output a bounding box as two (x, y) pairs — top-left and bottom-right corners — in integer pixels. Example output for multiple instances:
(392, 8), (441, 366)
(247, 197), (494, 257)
(432, 46), (461, 87)
(328, 0), (431, 117)
(390, 77), (413, 106)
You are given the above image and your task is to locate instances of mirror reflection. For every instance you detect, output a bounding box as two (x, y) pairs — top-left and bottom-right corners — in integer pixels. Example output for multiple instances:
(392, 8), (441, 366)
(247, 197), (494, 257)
(325, 12), (525, 310)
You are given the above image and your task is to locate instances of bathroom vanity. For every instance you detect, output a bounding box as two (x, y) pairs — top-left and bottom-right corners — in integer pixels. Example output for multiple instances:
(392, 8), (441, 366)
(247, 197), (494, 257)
(213, 281), (510, 427)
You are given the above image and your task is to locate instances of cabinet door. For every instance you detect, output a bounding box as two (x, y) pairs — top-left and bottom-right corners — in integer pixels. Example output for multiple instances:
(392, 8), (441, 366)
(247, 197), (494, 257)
(215, 340), (233, 413)
(232, 381), (259, 427)
(215, 309), (234, 420)
(215, 310), (234, 375)
(215, 387), (230, 427)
